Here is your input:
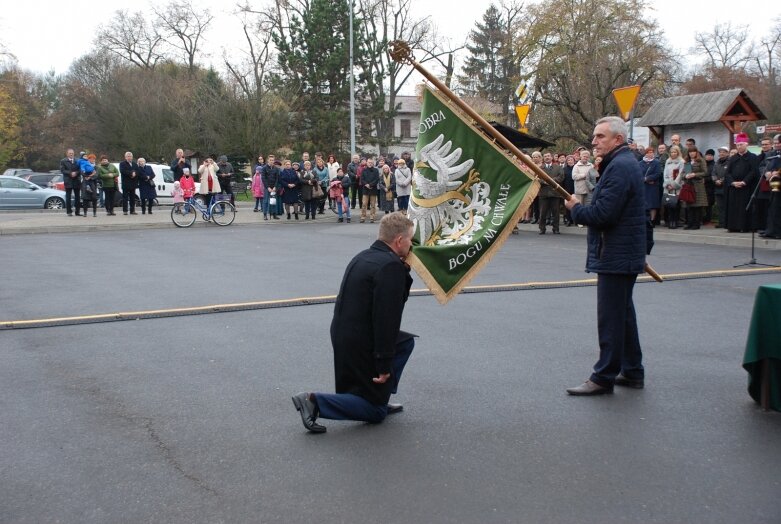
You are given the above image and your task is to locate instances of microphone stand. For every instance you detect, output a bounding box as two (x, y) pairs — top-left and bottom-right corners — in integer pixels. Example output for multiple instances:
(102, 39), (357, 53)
(734, 161), (779, 268)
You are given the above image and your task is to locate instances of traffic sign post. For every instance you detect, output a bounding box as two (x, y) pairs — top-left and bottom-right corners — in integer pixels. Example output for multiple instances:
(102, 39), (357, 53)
(612, 85), (641, 139)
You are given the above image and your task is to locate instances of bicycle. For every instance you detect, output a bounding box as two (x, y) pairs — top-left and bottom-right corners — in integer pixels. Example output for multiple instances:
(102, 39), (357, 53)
(171, 194), (236, 227)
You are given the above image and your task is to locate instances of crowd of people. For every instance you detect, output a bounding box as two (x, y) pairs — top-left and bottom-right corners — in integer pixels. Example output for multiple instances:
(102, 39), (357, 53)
(517, 132), (781, 239)
(59, 133), (781, 240)
(243, 151), (414, 223)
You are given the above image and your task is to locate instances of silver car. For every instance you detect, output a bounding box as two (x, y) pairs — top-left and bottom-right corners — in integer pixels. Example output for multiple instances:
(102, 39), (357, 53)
(0, 175), (67, 209)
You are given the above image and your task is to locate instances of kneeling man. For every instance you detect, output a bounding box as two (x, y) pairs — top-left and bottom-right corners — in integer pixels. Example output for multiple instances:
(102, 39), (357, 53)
(293, 212), (417, 432)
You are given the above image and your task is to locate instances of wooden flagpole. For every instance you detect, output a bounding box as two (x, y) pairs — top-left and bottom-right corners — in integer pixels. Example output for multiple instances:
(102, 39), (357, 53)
(388, 40), (663, 283)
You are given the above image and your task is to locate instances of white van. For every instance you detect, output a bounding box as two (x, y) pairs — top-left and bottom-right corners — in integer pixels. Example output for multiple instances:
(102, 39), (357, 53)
(113, 163), (200, 205)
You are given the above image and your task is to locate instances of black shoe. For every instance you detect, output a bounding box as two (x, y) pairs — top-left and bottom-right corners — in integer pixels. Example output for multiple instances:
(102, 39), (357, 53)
(538, 230), (546, 235)
(387, 403), (404, 414)
(291, 393), (326, 433)
(531, 219), (538, 224)
(295, 213), (299, 220)
(338, 217), (343, 222)
(273, 215), (279, 220)
(553, 230), (560, 234)
(130, 211), (138, 215)
(123, 211), (128, 215)
(615, 374), (644, 389)
(75, 212), (81, 216)
(566, 380), (613, 396)
(287, 213), (291, 219)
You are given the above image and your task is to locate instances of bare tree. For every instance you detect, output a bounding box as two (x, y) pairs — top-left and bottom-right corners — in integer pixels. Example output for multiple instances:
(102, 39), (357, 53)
(94, 10), (164, 69)
(692, 22), (755, 72)
(154, 1), (214, 72)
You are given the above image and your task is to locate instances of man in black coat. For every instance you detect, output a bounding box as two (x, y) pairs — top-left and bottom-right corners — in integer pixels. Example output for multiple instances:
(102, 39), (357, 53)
(119, 151), (139, 215)
(292, 212), (417, 433)
(538, 152), (565, 234)
(564, 116), (647, 396)
(360, 158), (380, 223)
(59, 148), (81, 216)
(170, 148), (187, 182)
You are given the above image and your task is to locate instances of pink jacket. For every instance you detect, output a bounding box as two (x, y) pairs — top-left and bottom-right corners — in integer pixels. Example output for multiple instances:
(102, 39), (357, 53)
(251, 173), (265, 198)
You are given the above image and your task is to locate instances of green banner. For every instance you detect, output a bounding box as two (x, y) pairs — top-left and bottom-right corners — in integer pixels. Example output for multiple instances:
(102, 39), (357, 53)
(408, 87), (539, 304)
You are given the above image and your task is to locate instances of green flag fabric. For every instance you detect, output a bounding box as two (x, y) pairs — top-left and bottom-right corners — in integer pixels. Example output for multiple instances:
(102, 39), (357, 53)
(408, 86), (540, 304)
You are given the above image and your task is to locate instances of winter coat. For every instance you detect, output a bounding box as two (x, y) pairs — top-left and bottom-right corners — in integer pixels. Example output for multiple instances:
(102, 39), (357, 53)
(639, 157), (661, 209)
(685, 157), (708, 208)
(138, 164), (157, 200)
(570, 145), (646, 275)
(198, 163), (221, 195)
(330, 240), (414, 406)
(170, 157), (187, 181)
(251, 173), (265, 198)
(712, 157), (728, 195)
(300, 170), (318, 201)
(279, 168), (301, 204)
(97, 163), (119, 189)
(329, 178), (346, 201)
(119, 160), (138, 190)
(327, 161), (341, 181)
(663, 157), (685, 195)
(180, 175), (196, 198)
(81, 170), (98, 202)
(313, 164), (329, 189)
(261, 165), (280, 193)
(60, 157), (81, 189)
(572, 161), (593, 195)
(361, 166), (380, 189)
(394, 166), (412, 197)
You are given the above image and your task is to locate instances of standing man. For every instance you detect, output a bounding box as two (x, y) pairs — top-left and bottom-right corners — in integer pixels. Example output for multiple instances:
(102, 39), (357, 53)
(292, 213), (417, 433)
(217, 155), (235, 206)
(347, 154), (361, 209)
(170, 148), (187, 182)
(360, 157), (380, 223)
(724, 133), (758, 233)
(119, 151), (139, 215)
(538, 152), (564, 234)
(712, 146), (730, 228)
(60, 148), (81, 216)
(564, 116), (647, 396)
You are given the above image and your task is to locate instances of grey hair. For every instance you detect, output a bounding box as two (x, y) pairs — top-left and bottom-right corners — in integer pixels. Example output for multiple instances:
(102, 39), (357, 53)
(774, 134), (781, 142)
(595, 116), (628, 141)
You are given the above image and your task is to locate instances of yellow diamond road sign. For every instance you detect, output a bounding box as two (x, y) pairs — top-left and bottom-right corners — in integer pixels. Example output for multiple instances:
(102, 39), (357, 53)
(612, 85), (641, 120)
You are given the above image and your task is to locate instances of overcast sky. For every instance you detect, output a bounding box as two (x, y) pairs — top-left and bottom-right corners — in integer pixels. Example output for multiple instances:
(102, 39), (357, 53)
(2, 0), (778, 81)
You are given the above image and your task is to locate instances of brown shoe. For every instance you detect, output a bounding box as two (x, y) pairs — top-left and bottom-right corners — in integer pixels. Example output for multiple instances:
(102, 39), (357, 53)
(566, 380), (613, 396)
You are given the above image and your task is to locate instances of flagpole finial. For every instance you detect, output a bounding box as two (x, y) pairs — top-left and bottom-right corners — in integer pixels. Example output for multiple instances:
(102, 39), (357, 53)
(388, 40), (414, 64)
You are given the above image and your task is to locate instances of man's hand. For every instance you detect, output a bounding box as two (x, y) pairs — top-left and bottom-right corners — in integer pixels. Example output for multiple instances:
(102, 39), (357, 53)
(564, 195), (579, 210)
(372, 373), (390, 384)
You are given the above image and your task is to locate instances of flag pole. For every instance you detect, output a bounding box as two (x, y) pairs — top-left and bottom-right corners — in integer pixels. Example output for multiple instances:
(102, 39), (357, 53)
(387, 40), (662, 283)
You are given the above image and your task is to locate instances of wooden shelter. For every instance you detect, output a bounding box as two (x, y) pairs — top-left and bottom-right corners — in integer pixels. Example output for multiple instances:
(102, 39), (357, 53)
(637, 89), (766, 148)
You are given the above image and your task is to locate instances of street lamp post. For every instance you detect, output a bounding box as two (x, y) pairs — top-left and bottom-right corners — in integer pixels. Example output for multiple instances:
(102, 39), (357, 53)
(349, 0), (356, 156)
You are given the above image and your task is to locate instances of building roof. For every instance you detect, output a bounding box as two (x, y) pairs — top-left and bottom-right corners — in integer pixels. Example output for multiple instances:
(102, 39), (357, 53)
(486, 122), (556, 149)
(637, 89), (766, 127)
(390, 95), (422, 114)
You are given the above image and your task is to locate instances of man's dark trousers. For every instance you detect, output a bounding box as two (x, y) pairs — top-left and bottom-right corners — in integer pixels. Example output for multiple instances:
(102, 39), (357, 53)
(122, 188), (136, 213)
(315, 338), (414, 423)
(590, 273), (644, 387)
(538, 196), (561, 232)
(65, 187), (81, 215)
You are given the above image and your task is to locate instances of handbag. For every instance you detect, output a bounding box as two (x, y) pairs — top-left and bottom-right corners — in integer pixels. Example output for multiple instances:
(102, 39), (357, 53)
(663, 192), (678, 207)
(312, 184), (324, 199)
(679, 183), (696, 204)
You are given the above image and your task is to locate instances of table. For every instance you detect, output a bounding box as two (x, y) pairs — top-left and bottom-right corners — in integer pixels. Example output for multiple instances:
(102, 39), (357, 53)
(742, 283), (781, 411)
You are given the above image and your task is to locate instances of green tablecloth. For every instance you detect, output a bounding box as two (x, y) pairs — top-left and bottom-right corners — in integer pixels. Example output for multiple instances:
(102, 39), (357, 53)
(742, 283), (781, 411)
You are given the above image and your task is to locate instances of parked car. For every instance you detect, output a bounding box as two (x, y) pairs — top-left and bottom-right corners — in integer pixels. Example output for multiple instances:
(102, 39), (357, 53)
(3, 168), (33, 177)
(0, 175), (66, 209)
(113, 163), (199, 205)
(17, 172), (64, 190)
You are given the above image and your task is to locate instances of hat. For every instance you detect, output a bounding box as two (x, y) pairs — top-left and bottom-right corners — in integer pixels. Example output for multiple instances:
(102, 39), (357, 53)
(718, 146), (729, 152)
(79, 151), (87, 157)
(255, 165), (262, 172)
(735, 133), (749, 144)
(705, 149), (715, 156)
(183, 167), (191, 174)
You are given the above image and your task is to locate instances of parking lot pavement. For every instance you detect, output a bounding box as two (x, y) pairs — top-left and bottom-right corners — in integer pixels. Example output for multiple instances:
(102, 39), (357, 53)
(1, 225), (781, 523)
(1, 204), (781, 250)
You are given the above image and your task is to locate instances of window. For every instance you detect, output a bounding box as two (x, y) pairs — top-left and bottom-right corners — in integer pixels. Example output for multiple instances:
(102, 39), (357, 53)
(400, 119), (411, 139)
(162, 168), (175, 183)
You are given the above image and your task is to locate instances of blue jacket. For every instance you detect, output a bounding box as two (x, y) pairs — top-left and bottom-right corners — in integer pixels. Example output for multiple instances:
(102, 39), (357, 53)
(571, 145), (646, 274)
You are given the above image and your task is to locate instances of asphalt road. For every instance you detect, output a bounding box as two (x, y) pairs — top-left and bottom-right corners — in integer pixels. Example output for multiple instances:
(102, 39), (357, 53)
(2, 223), (781, 523)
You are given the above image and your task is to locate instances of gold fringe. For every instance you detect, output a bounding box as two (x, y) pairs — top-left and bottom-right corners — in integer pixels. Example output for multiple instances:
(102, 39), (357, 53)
(409, 86), (542, 305)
